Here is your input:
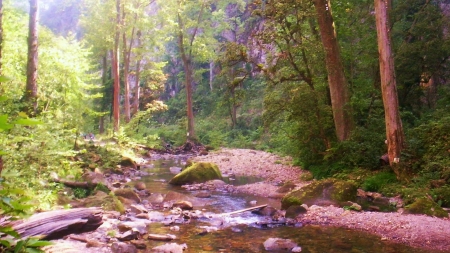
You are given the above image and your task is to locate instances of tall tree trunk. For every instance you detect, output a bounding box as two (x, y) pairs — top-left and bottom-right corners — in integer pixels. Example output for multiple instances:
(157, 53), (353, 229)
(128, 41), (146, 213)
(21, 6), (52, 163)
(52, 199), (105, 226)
(177, 12), (197, 142)
(112, 0), (121, 132)
(99, 53), (108, 134)
(122, 32), (131, 123)
(313, 0), (353, 141)
(132, 31), (142, 117)
(25, 0), (39, 116)
(374, 0), (405, 170)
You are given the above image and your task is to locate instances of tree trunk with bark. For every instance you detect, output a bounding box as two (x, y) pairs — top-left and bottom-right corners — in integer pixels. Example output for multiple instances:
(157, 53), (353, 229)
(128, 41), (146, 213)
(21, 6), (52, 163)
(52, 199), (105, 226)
(313, 0), (353, 141)
(177, 12), (197, 142)
(25, 0), (39, 116)
(112, 0), (121, 132)
(374, 0), (405, 171)
(132, 30), (142, 117)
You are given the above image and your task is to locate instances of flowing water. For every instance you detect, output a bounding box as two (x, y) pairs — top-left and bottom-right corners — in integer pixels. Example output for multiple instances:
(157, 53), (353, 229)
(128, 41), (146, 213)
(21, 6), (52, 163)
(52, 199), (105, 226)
(140, 159), (437, 253)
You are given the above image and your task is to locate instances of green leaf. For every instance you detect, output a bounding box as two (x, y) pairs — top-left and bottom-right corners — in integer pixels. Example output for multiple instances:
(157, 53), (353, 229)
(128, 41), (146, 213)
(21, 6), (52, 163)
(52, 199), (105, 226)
(27, 240), (53, 247)
(0, 115), (13, 131)
(0, 96), (7, 102)
(14, 118), (42, 126)
(0, 76), (11, 83)
(26, 248), (44, 253)
(14, 240), (25, 253)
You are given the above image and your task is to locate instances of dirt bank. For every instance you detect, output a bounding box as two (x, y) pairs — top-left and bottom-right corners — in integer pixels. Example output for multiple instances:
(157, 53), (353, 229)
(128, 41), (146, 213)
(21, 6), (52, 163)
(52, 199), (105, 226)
(192, 148), (450, 252)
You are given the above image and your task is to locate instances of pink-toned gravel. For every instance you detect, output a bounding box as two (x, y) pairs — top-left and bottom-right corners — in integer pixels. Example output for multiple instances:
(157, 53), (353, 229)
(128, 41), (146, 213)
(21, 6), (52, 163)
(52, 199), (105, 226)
(193, 148), (450, 252)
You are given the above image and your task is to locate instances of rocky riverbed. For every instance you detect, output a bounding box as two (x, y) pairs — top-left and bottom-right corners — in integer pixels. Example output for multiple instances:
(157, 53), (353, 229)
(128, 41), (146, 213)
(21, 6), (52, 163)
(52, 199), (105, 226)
(42, 148), (450, 253)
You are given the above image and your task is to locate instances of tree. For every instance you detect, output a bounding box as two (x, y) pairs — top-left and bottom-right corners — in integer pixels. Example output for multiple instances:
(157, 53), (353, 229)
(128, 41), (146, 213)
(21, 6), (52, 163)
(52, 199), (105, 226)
(313, 0), (353, 141)
(374, 0), (405, 172)
(24, 0), (39, 115)
(112, 0), (121, 132)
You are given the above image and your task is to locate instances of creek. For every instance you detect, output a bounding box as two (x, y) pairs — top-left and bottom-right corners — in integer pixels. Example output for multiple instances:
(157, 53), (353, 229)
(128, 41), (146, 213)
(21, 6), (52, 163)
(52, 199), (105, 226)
(138, 157), (433, 253)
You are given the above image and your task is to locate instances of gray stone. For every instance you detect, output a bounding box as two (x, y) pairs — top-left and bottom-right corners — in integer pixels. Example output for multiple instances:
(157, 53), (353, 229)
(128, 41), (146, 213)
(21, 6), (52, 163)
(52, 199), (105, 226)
(263, 238), (298, 251)
(112, 242), (137, 253)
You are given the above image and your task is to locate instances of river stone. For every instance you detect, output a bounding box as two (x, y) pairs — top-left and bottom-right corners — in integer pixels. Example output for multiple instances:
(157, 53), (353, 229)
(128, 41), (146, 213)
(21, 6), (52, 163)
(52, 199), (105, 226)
(148, 193), (164, 203)
(134, 182), (146, 190)
(285, 205), (307, 218)
(112, 242), (137, 253)
(252, 206), (277, 216)
(172, 200), (193, 210)
(263, 238), (298, 251)
(152, 243), (187, 253)
(169, 162), (222, 185)
(281, 178), (357, 209)
(114, 188), (141, 203)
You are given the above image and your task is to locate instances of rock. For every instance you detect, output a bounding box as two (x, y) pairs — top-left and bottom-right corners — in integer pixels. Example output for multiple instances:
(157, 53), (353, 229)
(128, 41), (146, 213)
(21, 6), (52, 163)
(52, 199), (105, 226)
(130, 204), (148, 214)
(114, 188), (141, 204)
(292, 246), (302, 252)
(120, 156), (137, 169)
(117, 221), (147, 234)
(148, 193), (164, 203)
(117, 229), (139, 241)
(281, 179), (357, 209)
(130, 239), (146, 249)
(136, 213), (149, 219)
(152, 243), (187, 253)
(285, 205), (307, 218)
(404, 197), (448, 218)
(82, 171), (109, 186)
(195, 191), (211, 198)
(148, 233), (177, 241)
(134, 182), (146, 190)
(172, 200), (193, 210)
(86, 239), (104, 248)
(112, 242), (137, 253)
(263, 238), (298, 251)
(169, 162), (222, 185)
(84, 191), (125, 213)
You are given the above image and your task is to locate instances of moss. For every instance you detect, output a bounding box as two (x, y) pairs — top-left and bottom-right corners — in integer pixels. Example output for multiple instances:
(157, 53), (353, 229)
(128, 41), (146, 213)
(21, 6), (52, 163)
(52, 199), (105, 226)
(84, 191), (125, 214)
(169, 162), (222, 185)
(281, 179), (357, 210)
(404, 197), (448, 218)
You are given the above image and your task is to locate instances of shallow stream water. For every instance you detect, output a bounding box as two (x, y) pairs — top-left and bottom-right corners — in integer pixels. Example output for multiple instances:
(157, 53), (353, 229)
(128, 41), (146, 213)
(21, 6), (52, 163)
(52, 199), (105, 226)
(140, 159), (437, 253)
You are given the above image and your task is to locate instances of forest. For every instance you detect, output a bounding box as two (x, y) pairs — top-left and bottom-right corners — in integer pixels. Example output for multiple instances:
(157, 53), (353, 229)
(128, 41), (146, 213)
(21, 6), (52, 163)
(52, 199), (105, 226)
(0, 0), (450, 252)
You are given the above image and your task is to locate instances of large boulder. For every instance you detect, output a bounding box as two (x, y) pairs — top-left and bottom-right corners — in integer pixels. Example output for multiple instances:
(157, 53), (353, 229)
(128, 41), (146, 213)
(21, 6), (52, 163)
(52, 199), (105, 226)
(169, 162), (222, 185)
(281, 178), (357, 209)
(404, 197), (448, 218)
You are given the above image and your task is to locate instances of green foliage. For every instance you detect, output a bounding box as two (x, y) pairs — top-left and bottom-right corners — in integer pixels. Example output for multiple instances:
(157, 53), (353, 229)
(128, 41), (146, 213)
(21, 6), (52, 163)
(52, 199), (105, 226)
(362, 171), (398, 192)
(73, 187), (91, 199)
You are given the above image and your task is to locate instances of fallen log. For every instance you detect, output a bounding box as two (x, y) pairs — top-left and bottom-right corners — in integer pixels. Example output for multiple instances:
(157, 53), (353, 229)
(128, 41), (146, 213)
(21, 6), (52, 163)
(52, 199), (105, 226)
(10, 207), (103, 240)
(51, 178), (95, 189)
(220, 204), (268, 216)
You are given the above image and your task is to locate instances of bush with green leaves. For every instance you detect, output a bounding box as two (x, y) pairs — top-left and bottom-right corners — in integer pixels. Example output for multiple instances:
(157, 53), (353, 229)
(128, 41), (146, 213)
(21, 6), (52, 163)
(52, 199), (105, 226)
(362, 171), (398, 192)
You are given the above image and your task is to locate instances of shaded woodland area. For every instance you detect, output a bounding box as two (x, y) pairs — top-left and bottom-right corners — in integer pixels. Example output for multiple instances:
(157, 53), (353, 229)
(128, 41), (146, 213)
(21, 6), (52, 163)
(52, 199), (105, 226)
(0, 0), (450, 251)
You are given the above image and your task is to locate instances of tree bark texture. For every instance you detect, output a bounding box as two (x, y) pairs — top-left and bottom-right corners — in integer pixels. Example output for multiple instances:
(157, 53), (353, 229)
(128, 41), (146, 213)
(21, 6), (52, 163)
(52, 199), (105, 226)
(313, 0), (353, 141)
(177, 13), (196, 142)
(374, 0), (405, 168)
(25, 0), (39, 115)
(132, 30), (142, 116)
(112, 0), (121, 132)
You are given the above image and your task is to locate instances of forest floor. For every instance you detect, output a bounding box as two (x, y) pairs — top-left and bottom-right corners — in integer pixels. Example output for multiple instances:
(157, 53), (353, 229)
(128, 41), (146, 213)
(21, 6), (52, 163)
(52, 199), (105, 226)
(191, 148), (450, 252)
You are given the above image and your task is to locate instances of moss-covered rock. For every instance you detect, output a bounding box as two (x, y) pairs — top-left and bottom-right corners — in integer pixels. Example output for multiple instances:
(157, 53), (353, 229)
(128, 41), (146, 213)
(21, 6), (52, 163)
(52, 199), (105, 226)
(169, 162), (222, 185)
(404, 197), (448, 218)
(84, 191), (125, 214)
(281, 178), (357, 210)
(114, 188), (141, 203)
